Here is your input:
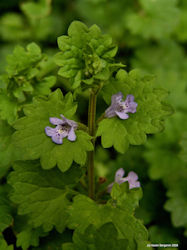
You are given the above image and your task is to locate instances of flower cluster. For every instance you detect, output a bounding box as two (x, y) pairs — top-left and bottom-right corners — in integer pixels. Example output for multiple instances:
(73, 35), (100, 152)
(45, 115), (77, 144)
(107, 168), (140, 192)
(105, 92), (137, 120)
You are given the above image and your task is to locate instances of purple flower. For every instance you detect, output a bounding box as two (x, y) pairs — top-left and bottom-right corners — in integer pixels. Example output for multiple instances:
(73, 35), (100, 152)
(107, 168), (140, 192)
(105, 92), (138, 119)
(45, 114), (77, 144)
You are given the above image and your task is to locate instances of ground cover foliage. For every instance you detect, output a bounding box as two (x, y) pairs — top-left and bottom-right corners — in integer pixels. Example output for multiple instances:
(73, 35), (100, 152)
(0, 0), (187, 249)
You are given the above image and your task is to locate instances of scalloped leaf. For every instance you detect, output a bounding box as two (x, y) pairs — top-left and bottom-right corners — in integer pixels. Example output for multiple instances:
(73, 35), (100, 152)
(12, 89), (93, 172)
(8, 161), (82, 233)
(68, 187), (149, 250)
(97, 69), (172, 153)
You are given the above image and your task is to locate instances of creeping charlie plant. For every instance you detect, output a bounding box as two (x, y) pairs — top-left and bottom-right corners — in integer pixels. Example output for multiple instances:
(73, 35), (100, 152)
(0, 21), (173, 250)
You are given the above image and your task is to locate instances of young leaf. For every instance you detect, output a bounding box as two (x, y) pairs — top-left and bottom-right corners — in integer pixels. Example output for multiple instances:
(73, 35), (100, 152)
(0, 13), (30, 42)
(55, 21), (122, 89)
(0, 43), (56, 124)
(6, 43), (42, 77)
(12, 89), (93, 172)
(21, 0), (51, 20)
(8, 161), (82, 233)
(97, 69), (172, 153)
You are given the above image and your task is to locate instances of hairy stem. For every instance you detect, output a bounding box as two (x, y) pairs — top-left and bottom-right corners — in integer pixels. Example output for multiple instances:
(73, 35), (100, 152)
(88, 90), (97, 199)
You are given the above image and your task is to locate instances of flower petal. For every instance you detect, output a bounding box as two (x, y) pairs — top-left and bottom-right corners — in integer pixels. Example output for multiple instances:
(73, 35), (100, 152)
(45, 126), (56, 137)
(51, 134), (63, 144)
(115, 111), (129, 119)
(111, 92), (123, 104)
(105, 106), (116, 118)
(68, 127), (76, 141)
(127, 171), (139, 181)
(129, 181), (141, 189)
(127, 102), (138, 113)
(60, 114), (77, 128)
(115, 168), (125, 182)
(49, 117), (63, 125)
(125, 94), (134, 103)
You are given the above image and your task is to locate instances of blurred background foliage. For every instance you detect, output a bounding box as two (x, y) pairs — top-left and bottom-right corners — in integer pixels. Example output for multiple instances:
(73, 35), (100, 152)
(0, 0), (187, 249)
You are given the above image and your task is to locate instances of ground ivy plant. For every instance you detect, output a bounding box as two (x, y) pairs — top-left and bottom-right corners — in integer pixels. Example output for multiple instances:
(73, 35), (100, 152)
(0, 21), (173, 250)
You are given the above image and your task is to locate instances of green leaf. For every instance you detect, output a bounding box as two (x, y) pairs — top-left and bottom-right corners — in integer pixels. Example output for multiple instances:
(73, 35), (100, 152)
(179, 132), (187, 163)
(0, 237), (13, 250)
(0, 13), (30, 42)
(164, 171), (187, 229)
(131, 41), (187, 110)
(6, 43), (42, 77)
(0, 185), (13, 232)
(17, 228), (44, 250)
(13, 215), (47, 250)
(0, 43), (56, 124)
(33, 76), (56, 96)
(68, 194), (149, 250)
(55, 21), (121, 89)
(12, 89), (93, 172)
(33, 230), (72, 250)
(62, 223), (129, 250)
(111, 182), (143, 213)
(98, 69), (172, 153)
(126, 0), (179, 39)
(0, 94), (18, 125)
(8, 160), (82, 233)
(144, 112), (187, 180)
(75, 0), (133, 44)
(175, 9), (187, 42)
(96, 117), (129, 153)
(0, 120), (15, 177)
(21, 0), (51, 20)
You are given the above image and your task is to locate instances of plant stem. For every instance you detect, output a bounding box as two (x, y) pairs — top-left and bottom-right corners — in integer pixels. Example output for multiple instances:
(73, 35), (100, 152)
(88, 90), (97, 199)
